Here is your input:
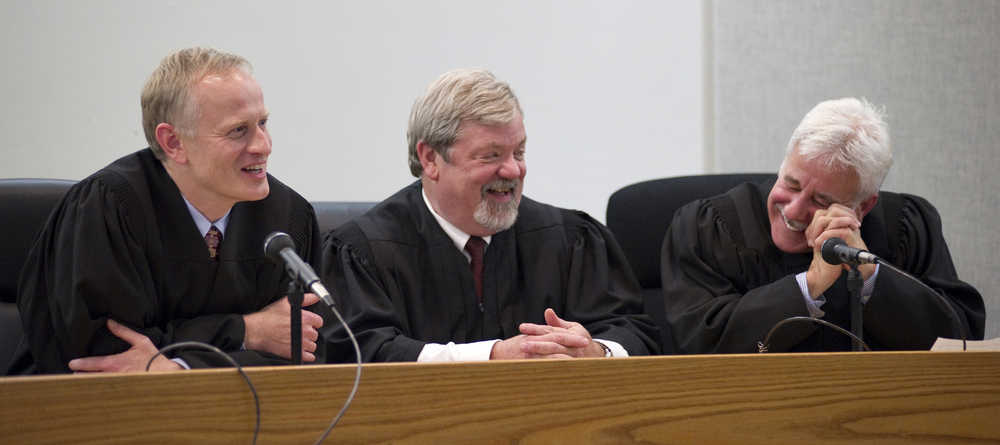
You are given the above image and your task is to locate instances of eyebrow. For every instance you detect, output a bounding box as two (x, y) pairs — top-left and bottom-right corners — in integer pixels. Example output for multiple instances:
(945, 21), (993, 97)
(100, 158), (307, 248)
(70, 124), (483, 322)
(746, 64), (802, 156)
(220, 113), (269, 132)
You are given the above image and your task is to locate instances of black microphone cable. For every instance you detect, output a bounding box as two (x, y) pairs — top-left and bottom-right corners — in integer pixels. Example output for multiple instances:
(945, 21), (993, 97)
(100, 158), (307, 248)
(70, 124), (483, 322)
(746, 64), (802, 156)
(146, 341), (261, 445)
(820, 237), (967, 350)
(757, 316), (870, 353)
(262, 230), (363, 443)
(313, 301), (362, 445)
(877, 260), (968, 351)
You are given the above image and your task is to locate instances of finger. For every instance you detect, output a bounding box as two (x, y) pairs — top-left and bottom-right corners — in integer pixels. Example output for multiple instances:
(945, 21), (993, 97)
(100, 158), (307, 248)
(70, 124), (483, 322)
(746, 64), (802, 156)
(68, 355), (115, 372)
(827, 203), (858, 216)
(303, 327), (319, 342)
(533, 332), (590, 348)
(302, 292), (321, 307)
(303, 340), (317, 353)
(303, 311), (324, 329)
(524, 352), (574, 360)
(822, 215), (860, 231)
(518, 322), (552, 335)
(543, 308), (567, 328)
(521, 340), (570, 356)
(807, 213), (841, 240)
(303, 351), (316, 362)
(106, 319), (148, 347)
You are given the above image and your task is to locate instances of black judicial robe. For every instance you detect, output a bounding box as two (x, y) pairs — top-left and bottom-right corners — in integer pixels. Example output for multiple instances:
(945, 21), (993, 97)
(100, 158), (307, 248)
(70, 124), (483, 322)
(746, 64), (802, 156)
(17, 148), (322, 373)
(661, 179), (985, 353)
(321, 181), (659, 362)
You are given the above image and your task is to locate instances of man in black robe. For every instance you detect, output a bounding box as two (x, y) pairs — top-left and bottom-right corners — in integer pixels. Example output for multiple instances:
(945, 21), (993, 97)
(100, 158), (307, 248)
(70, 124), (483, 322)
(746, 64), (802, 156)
(17, 48), (324, 373)
(661, 98), (985, 353)
(322, 69), (658, 362)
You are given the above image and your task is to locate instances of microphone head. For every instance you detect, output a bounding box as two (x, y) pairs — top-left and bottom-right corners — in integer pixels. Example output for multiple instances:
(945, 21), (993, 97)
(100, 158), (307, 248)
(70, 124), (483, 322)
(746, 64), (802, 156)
(821, 237), (847, 265)
(264, 231), (295, 262)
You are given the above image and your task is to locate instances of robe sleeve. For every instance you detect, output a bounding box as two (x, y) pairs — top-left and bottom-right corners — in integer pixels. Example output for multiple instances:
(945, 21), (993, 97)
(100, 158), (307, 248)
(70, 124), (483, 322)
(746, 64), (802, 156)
(862, 195), (985, 347)
(18, 179), (266, 372)
(319, 230), (426, 363)
(563, 213), (660, 355)
(661, 201), (814, 354)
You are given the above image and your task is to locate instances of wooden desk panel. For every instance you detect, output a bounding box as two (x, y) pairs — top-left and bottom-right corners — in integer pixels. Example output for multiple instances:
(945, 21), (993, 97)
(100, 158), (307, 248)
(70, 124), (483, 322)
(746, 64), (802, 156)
(2, 352), (998, 444)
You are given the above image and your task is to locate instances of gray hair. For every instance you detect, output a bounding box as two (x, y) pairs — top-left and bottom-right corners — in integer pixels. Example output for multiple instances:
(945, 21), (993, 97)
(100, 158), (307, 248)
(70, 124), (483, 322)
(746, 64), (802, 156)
(406, 69), (522, 177)
(141, 47), (252, 160)
(785, 97), (893, 202)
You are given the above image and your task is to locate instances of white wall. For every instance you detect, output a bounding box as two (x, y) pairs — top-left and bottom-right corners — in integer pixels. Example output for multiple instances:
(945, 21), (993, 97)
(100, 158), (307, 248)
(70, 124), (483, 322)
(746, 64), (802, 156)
(0, 1), (704, 223)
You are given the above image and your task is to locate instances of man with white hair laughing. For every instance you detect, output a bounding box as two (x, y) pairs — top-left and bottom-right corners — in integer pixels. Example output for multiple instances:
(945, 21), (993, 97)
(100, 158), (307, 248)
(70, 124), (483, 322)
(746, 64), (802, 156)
(321, 69), (658, 362)
(660, 98), (984, 353)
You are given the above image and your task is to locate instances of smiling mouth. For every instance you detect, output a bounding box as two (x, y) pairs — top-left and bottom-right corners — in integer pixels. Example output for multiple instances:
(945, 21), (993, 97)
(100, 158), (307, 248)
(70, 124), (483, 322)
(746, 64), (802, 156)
(482, 179), (519, 200)
(776, 204), (807, 232)
(241, 163), (266, 174)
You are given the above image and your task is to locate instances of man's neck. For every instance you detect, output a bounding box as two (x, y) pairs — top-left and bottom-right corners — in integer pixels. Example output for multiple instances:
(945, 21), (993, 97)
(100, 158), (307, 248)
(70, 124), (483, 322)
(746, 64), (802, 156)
(163, 161), (233, 222)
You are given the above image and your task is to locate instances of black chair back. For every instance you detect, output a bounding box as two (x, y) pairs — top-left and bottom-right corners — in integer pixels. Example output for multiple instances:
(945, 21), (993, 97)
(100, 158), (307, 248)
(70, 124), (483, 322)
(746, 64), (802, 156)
(313, 201), (377, 236)
(0, 179), (75, 303)
(0, 178), (75, 374)
(606, 173), (775, 352)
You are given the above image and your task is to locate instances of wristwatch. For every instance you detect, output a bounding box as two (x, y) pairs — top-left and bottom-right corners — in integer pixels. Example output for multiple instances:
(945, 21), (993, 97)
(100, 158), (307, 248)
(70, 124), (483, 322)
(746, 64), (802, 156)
(596, 341), (612, 357)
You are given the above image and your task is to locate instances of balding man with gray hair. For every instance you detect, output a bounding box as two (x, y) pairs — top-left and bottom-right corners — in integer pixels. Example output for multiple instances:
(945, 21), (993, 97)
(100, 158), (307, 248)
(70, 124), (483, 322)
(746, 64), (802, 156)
(661, 98), (984, 353)
(321, 69), (658, 362)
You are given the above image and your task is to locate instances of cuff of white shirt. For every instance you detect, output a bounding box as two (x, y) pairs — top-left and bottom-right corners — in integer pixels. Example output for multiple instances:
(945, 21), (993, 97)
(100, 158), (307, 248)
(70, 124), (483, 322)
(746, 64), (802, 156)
(861, 263), (880, 304)
(795, 272), (827, 318)
(417, 340), (500, 362)
(594, 339), (628, 357)
(171, 357), (191, 370)
(796, 264), (880, 317)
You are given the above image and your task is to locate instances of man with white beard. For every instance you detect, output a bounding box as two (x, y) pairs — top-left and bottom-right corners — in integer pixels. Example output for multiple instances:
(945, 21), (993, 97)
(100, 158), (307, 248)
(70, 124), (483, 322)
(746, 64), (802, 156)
(660, 98), (984, 353)
(320, 69), (658, 362)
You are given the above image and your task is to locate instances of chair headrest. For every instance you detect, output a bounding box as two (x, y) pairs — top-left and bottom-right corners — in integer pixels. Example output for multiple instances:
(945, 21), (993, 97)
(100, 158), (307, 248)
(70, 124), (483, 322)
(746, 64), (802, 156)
(0, 179), (76, 303)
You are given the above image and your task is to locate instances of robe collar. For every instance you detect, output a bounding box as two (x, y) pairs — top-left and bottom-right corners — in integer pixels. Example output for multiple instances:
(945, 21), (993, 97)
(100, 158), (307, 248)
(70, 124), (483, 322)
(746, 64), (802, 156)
(421, 188), (491, 261)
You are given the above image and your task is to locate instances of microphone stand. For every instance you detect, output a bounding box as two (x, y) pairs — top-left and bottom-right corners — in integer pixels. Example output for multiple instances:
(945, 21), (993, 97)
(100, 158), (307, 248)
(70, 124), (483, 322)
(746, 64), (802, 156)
(287, 279), (303, 365)
(846, 265), (864, 352)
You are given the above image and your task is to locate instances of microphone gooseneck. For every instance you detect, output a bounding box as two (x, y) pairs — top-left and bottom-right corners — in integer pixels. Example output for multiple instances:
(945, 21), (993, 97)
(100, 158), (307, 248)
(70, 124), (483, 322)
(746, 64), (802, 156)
(821, 237), (880, 266)
(263, 231), (334, 307)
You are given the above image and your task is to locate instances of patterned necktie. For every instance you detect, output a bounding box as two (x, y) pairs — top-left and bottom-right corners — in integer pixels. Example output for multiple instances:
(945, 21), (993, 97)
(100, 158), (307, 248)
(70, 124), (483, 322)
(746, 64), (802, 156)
(205, 225), (222, 259)
(464, 236), (486, 307)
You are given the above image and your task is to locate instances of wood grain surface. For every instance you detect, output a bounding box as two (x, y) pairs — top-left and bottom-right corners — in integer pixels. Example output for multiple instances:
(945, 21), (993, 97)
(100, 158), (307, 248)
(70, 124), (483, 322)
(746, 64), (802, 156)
(2, 351), (998, 444)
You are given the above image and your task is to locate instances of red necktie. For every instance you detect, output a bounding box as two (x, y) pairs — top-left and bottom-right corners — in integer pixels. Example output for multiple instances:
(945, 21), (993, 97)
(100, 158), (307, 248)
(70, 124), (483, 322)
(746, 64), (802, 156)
(464, 236), (486, 307)
(205, 225), (222, 259)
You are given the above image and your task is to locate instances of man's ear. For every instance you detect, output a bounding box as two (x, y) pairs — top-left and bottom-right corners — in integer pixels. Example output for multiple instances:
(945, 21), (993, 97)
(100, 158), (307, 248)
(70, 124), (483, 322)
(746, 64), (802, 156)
(857, 194), (879, 219)
(155, 123), (186, 164)
(416, 141), (441, 181)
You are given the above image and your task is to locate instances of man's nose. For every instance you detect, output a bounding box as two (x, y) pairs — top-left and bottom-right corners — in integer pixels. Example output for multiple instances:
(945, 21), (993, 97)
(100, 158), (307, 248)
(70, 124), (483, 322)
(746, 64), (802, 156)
(248, 126), (271, 156)
(783, 194), (813, 222)
(498, 155), (523, 179)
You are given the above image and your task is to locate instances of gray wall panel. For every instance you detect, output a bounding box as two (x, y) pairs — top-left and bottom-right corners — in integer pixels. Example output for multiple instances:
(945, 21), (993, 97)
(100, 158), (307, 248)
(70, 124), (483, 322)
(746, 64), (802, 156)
(713, 0), (999, 338)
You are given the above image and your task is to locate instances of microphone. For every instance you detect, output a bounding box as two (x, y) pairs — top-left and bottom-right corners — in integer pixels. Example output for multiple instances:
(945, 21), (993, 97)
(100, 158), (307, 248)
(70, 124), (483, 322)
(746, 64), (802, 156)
(264, 231), (334, 307)
(821, 237), (880, 266)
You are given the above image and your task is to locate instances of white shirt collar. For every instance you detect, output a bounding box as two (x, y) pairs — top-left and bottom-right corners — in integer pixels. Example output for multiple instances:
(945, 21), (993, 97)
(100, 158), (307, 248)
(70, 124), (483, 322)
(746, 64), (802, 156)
(421, 188), (490, 259)
(182, 197), (232, 237)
